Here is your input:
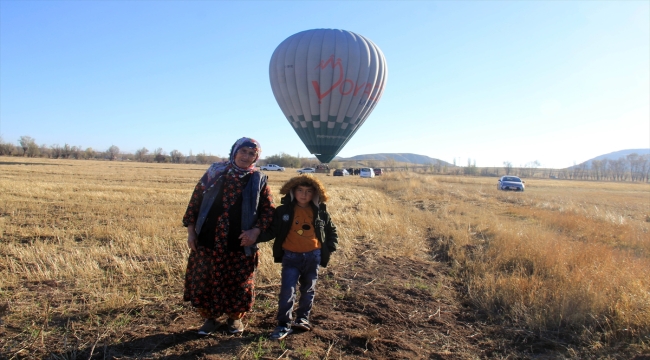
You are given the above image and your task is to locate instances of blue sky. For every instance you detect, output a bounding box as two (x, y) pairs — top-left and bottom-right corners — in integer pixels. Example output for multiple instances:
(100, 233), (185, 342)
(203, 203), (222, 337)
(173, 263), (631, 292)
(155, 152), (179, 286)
(1, 1), (648, 168)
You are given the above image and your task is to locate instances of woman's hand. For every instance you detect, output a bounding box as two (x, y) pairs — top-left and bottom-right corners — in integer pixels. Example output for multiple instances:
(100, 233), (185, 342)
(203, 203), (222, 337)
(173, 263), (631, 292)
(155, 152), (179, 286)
(187, 224), (198, 252)
(239, 228), (261, 247)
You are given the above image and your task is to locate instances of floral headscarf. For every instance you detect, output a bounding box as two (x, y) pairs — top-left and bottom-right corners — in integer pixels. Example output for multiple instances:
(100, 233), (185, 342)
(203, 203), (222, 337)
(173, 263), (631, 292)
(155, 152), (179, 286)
(200, 137), (261, 192)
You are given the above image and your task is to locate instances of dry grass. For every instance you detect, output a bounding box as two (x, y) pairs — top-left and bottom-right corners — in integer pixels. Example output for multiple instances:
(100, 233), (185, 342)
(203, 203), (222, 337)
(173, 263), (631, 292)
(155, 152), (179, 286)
(1, 157), (648, 356)
(0, 158), (431, 354)
(373, 171), (650, 349)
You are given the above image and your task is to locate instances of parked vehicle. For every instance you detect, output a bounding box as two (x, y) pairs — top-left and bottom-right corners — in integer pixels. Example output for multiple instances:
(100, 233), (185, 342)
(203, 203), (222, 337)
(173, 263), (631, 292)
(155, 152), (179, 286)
(333, 169), (349, 176)
(260, 164), (285, 171)
(497, 176), (525, 191)
(373, 168), (383, 176)
(359, 167), (375, 178)
(297, 167), (316, 174)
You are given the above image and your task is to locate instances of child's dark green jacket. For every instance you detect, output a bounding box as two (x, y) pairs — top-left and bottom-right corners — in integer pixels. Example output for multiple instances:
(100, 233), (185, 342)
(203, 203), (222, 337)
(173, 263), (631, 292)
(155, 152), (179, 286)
(257, 194), (338, 267)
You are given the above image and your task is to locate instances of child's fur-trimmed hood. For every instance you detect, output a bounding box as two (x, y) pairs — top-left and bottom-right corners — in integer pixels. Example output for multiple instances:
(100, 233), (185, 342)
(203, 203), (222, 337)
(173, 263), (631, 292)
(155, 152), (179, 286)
(279, 174), (328, 206)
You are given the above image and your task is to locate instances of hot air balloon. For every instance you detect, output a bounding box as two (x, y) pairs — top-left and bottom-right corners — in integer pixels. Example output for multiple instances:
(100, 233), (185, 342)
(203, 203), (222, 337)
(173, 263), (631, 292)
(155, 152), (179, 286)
(269, 29), (387, 164)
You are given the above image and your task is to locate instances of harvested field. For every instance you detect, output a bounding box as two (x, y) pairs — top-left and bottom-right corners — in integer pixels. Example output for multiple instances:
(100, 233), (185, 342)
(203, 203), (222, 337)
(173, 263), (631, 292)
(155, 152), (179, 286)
(1, 157), (649, 359)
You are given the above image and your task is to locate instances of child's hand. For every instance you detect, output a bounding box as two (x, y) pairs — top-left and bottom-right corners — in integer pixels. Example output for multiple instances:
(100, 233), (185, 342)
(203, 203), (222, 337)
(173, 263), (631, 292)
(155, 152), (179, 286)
(239, 228), (261, 247)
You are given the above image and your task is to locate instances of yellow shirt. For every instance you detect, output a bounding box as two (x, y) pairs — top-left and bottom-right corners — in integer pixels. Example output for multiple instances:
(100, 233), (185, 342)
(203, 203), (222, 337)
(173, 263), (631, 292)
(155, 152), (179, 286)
(282, 205), (321, 253)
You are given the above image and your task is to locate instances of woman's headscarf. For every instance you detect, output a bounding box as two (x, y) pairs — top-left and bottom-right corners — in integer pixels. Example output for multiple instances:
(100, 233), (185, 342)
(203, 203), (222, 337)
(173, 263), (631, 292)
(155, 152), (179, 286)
(229, 137), (261, 172)
(200, 137), (261, 191)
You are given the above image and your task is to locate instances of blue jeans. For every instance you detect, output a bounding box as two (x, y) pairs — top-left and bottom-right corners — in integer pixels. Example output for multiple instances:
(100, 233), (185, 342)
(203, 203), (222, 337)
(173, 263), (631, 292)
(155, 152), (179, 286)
(277, 249), (321, 328)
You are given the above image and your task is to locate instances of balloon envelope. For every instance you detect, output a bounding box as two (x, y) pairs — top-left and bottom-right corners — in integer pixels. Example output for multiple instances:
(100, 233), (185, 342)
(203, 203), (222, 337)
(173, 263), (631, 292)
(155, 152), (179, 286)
(269, 29), (387, 163)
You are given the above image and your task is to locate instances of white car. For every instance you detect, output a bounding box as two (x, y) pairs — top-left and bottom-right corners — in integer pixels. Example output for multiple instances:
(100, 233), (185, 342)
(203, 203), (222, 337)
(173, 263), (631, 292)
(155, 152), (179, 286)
(359, 167), (375, 178)
(260, 164), (285, 171)
(297, 167), (316, 174)
(497, 176), (525, 191)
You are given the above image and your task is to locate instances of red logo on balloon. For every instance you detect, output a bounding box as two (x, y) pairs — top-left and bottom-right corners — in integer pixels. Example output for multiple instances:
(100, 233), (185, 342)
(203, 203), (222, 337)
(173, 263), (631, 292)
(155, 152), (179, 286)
(312, 55), (384, 104)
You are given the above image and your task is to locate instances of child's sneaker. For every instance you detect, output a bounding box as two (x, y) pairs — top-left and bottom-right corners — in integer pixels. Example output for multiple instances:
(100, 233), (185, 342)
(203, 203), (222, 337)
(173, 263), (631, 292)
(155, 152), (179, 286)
(270, 326), (293, 340)
(292, 318), (312, 331)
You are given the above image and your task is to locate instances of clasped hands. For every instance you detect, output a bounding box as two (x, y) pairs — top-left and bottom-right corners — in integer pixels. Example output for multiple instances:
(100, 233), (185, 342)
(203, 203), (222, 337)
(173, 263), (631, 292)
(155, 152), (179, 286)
(239, 228), (261, 247)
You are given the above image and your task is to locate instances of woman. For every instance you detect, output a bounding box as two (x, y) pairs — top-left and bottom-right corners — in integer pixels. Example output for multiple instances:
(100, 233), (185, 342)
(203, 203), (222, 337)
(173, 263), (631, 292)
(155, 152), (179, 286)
(182, 137), (274, 335)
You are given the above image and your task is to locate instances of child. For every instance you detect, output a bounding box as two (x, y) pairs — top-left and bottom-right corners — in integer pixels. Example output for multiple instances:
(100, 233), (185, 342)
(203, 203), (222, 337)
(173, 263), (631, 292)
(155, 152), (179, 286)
(257, 174), (338, 340)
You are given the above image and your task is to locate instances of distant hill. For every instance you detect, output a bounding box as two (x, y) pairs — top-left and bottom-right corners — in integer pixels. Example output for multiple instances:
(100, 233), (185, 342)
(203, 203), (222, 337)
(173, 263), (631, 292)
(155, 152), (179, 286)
(570, 148), (650, 169)
(339, 153), (453, 166)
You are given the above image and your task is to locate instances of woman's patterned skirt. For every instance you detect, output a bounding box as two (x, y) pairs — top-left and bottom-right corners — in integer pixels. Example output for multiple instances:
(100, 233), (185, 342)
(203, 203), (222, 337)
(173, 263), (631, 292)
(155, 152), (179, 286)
(184, 246), (258, 319)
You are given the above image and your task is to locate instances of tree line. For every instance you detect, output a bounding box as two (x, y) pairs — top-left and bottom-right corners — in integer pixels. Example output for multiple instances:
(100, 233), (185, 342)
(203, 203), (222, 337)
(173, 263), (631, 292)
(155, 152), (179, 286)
(2, 135), (648, 182)
(380, 156), (649, 182)
(0, 136), (329, 168)
(0, 136), (224, 164)
(559, 154), (650, 182)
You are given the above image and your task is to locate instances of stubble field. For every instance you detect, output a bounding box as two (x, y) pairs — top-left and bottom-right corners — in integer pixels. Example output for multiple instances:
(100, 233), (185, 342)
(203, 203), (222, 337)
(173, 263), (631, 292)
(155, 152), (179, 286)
(1, 157), (649, 359)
